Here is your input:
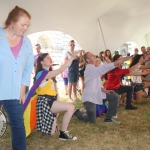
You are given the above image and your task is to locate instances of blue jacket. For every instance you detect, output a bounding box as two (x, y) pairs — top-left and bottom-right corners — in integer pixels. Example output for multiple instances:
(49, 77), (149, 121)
(0, 28), (34, 100)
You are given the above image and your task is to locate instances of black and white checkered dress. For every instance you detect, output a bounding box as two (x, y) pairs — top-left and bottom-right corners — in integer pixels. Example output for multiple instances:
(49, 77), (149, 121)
(36, 96), (58, 135)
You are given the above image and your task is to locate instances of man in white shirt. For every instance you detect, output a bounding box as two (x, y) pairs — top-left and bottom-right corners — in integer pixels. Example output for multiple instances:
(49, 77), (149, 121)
(73, 52), (130, 123)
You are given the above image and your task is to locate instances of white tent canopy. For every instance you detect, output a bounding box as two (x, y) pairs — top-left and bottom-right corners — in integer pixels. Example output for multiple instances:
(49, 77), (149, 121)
(0, 0), (150, 54)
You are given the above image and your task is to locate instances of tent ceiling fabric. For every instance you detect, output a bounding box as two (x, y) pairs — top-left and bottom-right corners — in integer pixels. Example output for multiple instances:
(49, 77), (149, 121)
(0, 0), (150, 54)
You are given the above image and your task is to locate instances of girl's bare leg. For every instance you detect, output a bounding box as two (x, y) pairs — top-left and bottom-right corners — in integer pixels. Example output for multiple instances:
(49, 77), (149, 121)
(51, 101), (75, 131)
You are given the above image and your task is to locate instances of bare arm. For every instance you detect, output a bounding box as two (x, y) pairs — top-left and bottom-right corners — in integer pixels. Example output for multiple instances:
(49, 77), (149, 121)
(79, 61), (86, 67)
(140, 65), (150, 70)
(114, 56), (131, 67)
(129, 62), (141, 72)
(129, 70), (150, 76)
(105, 57), (112, 63)
(45, 51), (80, 80)
(141, 76), (150, 82)
(129, 57), (145, 72)
(45, 58), (73, 79)
(64, 56), (68, 63)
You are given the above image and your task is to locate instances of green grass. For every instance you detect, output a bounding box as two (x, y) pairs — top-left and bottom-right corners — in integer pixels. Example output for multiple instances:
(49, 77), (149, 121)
(1, 88), (150, 150)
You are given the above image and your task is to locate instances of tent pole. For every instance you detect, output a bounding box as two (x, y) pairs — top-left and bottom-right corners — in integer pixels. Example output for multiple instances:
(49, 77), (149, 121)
(98, 18), (107, 49)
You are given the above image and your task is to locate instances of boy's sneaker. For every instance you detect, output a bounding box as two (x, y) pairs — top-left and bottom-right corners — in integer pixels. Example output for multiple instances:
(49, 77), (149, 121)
(125, 105), (138, 110)
(59, 131), (77, 141)
(104, 119), (120, 124)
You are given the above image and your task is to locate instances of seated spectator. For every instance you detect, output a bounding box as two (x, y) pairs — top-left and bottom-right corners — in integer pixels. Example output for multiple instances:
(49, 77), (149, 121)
(73, 52), (131, 124)
(35, 52), (79, 140)
(64, 40), (80, 102)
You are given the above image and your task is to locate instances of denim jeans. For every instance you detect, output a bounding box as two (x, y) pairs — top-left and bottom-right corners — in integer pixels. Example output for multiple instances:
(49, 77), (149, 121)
(0, 100), (26, 150)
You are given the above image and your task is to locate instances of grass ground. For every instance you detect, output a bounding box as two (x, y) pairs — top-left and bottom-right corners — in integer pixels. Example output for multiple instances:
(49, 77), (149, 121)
(1, 85), (150, 150)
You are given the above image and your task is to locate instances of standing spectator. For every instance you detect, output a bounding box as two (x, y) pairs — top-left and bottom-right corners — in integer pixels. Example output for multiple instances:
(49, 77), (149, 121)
(99, 51), (107, 65)
(147, 47), (150, 52)
(64, 40), (80, 102)
(0, 6), (34, 150)
(79, 50), (86, 94)
(105, 49), (112, 63)
(141, 46), (146, 54)
(131, 48), (138, 58)
(34, 43), (41, 72)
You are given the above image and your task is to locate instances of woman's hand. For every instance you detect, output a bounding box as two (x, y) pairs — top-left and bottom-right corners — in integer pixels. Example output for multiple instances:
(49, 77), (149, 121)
(71, 50), (81, 60)
(143, 69), (150, 75)
(104, 89), (114, 94)
(101, 87), (114, 94)
(20, 85), (26, 104)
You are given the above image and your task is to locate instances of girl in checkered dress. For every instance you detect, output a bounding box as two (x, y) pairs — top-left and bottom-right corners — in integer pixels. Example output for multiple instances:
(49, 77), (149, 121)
(35, 53), (79, 140)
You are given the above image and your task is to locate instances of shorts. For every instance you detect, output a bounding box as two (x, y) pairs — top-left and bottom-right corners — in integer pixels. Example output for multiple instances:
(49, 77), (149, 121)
(38, 95), (57, 108)
(63, 77), (68, 85)
(68, 71), (79, 83)
(134, 84), (143, 92)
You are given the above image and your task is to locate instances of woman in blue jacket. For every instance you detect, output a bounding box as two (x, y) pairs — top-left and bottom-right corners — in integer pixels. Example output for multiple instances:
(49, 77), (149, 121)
(0, 6), (34, 150)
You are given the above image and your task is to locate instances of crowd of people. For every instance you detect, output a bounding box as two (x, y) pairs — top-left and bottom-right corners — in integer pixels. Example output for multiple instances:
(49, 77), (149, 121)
(1, 6), (150, 150)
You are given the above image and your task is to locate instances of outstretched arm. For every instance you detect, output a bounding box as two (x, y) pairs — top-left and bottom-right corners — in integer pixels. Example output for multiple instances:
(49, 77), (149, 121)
(114, 56), (131, 67)
(101, 87), (114, 94)
(97, 56), (131, 75)
(129, 69), (150, 76)
(45, 51), (81, 80)
(140, 65), (150, 70)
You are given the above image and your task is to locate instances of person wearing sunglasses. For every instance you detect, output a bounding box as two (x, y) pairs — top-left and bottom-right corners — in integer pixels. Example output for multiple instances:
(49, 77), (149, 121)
(64, 40), (80, 102)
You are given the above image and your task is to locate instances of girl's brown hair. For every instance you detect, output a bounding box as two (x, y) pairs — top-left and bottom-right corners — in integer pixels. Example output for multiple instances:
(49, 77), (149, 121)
(35, 53), (49, 76)
(35, 53), (57, 83)
(105, 49), (112, 61)
(4, 6), (31, 28)
(112, 54), (121, 62)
